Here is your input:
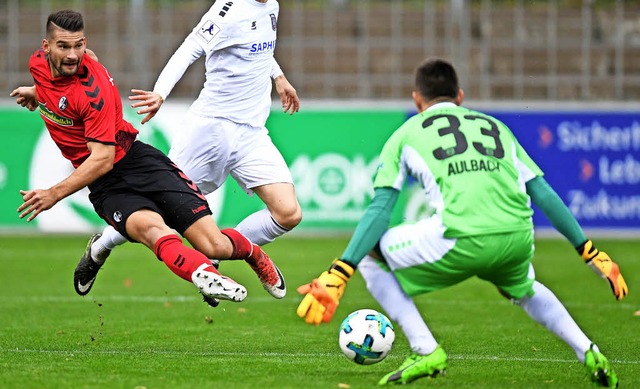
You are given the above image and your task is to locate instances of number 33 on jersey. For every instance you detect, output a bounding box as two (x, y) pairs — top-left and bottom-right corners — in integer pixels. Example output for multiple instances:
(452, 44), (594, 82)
(373, 102), (544, 238)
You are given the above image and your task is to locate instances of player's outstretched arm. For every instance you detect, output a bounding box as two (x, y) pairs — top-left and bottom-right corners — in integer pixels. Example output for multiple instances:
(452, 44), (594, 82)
(526, 176), (628, 300)
(18, 142), (115, 222)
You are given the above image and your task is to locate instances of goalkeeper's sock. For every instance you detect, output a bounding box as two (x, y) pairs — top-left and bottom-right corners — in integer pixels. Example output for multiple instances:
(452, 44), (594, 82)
(92, 225), (127, 264)
(154, 234), (217, 281)
(514, 281), (592, 363)
(359, 255), (438, 355)
(235, 209), (289, 246)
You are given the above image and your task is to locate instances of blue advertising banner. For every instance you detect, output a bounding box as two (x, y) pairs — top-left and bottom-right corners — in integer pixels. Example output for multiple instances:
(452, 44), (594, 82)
(487, 111), (640, 230)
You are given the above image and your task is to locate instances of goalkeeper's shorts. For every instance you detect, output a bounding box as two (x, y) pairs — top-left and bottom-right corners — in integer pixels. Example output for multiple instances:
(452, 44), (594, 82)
(378, 218), (535, 300)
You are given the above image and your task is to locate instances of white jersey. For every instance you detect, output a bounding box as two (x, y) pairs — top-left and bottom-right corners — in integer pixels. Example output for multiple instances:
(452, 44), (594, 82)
(153, 0), (283, 128)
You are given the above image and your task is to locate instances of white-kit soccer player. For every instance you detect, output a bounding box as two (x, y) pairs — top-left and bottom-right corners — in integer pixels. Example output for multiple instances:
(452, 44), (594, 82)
(74, 0), (301, 300)
(297, 58), (627, 387)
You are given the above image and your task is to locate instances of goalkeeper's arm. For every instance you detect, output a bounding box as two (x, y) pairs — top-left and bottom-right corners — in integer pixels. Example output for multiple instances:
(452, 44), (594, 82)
(339, 187), (399, 266)
(526, 176), (628, 300)
(296, 187), (399, 325)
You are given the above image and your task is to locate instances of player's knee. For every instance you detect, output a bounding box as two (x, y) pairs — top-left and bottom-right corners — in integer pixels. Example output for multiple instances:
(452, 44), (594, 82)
(188, 231), (235, 259)
(273, 202), (302, 230)
(126, 210), (174, 249)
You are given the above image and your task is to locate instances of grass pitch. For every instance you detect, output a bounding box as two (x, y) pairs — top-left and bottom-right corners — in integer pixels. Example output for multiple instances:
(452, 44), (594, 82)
(0, 235), (638, 389)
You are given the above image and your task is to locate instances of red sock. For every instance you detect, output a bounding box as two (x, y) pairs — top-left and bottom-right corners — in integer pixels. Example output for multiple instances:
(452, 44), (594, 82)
(154, 235), (217, 281)
(220, 228), (254, 259)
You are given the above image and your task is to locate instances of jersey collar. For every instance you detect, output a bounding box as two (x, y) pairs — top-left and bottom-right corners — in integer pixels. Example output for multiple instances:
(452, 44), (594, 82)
(426, 102), (457, 111)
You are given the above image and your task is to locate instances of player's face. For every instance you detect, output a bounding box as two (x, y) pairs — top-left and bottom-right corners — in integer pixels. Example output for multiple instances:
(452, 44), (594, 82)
(43, 29), (86, 78)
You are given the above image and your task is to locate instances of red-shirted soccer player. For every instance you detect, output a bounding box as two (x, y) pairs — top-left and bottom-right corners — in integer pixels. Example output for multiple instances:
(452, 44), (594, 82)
(11, 9), (286, 304)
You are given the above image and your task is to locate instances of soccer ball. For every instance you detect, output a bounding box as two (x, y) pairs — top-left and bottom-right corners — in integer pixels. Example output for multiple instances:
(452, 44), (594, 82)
(338, 309), (395, 365)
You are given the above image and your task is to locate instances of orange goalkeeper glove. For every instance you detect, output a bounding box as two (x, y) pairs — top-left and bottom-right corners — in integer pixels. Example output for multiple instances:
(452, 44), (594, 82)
(578, 240), (628, 301)
(296, 259), (355, 325)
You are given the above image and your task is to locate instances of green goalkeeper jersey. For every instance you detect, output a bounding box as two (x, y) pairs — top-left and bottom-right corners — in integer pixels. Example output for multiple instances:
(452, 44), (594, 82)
(373, 102), (543, 238)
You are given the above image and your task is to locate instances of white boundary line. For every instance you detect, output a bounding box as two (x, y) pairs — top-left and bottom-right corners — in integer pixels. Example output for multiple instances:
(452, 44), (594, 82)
(4, 295), (637, 311)
(1, 348), (638, 365)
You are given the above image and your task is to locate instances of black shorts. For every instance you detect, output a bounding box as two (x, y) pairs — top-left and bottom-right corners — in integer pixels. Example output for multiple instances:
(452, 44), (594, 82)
(88, 141), (212, 241)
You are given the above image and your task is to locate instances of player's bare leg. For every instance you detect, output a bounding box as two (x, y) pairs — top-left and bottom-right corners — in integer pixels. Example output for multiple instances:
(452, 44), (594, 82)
(239, 182), (302, 246)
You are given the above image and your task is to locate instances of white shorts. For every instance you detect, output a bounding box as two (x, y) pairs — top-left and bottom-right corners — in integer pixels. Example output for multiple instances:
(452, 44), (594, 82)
(168, 113), (293, 195)
(379, 217), (455, 272)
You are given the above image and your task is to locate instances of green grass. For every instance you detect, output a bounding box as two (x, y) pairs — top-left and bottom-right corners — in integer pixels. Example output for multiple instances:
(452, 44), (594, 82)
(0, 235), (638, 389)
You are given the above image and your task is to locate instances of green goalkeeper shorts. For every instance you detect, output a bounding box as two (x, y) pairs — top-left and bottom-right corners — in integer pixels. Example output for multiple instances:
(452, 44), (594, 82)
(379, 218), (535, 300)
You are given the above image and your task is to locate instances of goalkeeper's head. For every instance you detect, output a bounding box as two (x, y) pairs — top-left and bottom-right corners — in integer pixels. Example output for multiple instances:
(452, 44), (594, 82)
(412, 58), (464, 112)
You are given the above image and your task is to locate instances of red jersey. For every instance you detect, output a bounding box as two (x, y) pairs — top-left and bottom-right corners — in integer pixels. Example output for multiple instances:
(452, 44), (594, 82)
(29, 49), (138, 168)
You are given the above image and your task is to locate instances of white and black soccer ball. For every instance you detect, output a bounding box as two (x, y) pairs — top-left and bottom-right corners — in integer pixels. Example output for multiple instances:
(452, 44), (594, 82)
(338, 309), (395, 365)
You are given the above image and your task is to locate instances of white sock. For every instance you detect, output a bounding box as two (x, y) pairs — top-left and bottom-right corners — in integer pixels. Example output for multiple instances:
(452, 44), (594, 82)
(234, 209), (288, 246)
(514, 281), (593, 363)
(358, 255), (439, 355)
(91, 225), (127, 264)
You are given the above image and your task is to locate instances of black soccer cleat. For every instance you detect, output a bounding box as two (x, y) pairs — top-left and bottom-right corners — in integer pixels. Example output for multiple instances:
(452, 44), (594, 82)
(202, 295), (220, 308)
(74, 233), (110, 296)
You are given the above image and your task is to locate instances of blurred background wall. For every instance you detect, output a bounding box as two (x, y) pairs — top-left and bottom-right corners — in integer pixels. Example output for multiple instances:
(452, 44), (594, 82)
(2, 0), (640, 102)
(1, 1), (638, 235)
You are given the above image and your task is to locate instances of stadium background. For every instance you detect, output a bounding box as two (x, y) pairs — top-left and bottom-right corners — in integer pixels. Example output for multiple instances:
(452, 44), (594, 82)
(0, 0), (638, 236)
(1, 4), (638, 389)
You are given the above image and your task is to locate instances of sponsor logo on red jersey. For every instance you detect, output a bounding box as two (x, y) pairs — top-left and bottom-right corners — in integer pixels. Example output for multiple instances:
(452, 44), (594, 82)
(38, 101), (73, 126)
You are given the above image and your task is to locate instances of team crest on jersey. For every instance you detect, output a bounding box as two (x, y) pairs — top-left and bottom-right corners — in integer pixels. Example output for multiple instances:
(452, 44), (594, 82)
(113, 211), (122, 223)
(270, 14), (277, 31)
(58, 96), (68, 111)
(197, 20), (220, 43)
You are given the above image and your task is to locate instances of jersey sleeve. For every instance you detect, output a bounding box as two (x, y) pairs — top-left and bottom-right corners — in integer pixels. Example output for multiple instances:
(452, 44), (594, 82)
(513, 133), (544, 182)
(190, 5), (227, 51)
(526, 176), (586, 247)
(373, 122), (410, 190)
(340, 187), (399, 266)
(152, 5), (226, 100)
(495, 118), (544, 183)
(29, 49), (50, 86)
(152, 36), (204, 100)
(270, 57), (284, 79)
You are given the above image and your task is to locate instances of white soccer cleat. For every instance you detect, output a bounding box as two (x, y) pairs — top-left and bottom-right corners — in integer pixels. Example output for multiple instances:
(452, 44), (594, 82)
(191, 263), (247, 302)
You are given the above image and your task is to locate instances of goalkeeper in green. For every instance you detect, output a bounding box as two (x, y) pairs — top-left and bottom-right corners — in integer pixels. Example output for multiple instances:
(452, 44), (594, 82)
(297, 58), (627, 387)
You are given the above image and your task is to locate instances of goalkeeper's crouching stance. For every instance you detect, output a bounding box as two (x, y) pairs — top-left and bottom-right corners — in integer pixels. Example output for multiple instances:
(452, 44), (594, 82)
(296, 58), (627, 387)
